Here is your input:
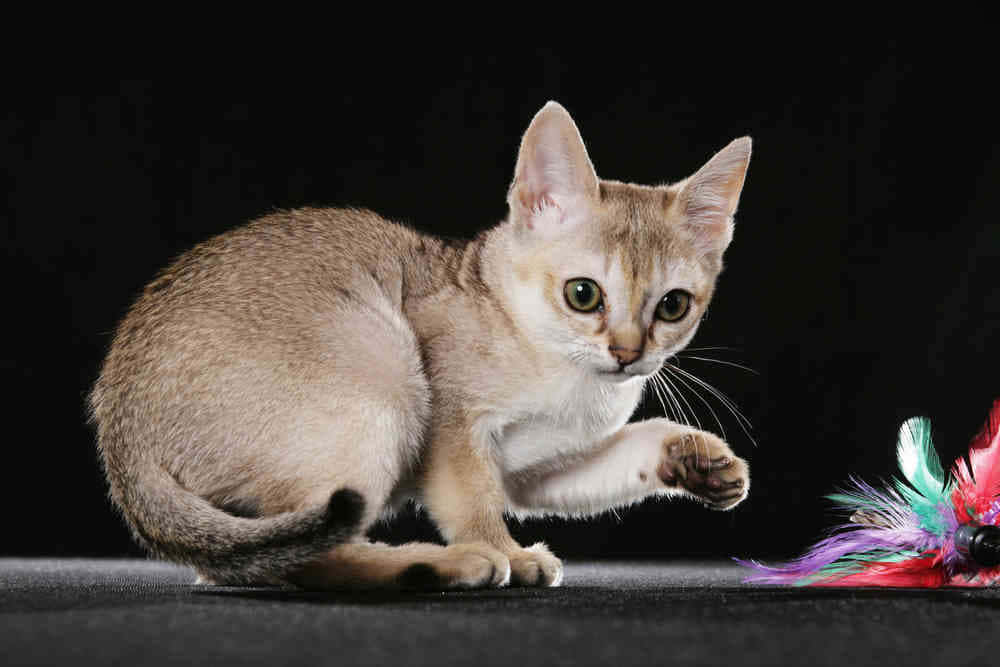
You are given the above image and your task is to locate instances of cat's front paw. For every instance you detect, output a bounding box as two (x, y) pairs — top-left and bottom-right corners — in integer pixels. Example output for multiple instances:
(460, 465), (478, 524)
(657, 430), (749, 510)
(507, 542), (563, 587)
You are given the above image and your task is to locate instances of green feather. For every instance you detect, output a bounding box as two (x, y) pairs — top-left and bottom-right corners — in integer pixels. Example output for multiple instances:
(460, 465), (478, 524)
(894, 417), (949, 535)
(897, 417), (944, 493)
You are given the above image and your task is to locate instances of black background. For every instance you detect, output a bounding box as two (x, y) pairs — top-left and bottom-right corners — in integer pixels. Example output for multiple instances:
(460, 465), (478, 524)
(5, 40), (998, 562)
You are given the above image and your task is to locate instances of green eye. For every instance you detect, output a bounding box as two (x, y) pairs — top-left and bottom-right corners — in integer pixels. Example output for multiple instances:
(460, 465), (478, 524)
(564, 278), (603, 312)
(656, 290), (691, 322)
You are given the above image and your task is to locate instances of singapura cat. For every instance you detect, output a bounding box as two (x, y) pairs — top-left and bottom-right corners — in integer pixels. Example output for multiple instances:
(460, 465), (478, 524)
(89, 101), (752, 589)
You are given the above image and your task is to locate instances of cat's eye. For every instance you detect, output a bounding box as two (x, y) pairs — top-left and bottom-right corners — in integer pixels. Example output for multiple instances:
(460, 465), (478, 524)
(564, 278), (603, 313)
(656, 289), (691, 322)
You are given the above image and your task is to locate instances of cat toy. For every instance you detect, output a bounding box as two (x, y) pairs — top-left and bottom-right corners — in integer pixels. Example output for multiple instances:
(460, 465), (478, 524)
(741, 399), (1000, 587)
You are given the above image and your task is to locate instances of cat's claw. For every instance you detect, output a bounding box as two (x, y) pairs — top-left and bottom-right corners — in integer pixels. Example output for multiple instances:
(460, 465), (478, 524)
(657, 430), (749, 510)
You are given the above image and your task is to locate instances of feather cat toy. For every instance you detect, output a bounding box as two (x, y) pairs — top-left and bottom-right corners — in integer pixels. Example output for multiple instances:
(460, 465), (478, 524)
(742, 399), (1000, 587)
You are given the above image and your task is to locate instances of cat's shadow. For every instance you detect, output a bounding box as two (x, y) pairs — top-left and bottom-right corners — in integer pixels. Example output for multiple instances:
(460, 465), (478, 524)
(191, 584), (1000, 609)
(191, 585), (555, 606)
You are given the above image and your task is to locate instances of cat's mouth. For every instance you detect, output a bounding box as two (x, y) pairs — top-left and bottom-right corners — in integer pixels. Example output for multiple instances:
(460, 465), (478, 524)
(599, 368), (647, 382)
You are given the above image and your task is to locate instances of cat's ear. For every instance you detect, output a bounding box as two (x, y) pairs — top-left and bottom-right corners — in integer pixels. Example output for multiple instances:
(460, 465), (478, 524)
(507, 101), (599, 233)
(676, 137), (752, 253)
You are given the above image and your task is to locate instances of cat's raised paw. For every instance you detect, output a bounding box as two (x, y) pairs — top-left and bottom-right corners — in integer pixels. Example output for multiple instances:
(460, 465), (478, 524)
(507, 542), (563, 587)
(657, 430), (749, 510)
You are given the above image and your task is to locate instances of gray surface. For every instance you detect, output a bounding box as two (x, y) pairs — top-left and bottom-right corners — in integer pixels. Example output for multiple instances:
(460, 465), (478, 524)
(2, 558), (998, 666)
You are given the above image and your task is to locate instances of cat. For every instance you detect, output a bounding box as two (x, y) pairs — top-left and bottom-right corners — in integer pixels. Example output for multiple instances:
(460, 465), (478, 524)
(89, 101), (752, 589)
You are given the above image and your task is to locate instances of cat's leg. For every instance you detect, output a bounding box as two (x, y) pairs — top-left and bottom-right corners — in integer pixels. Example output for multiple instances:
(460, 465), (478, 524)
(507, 418), (749, 516)
(288, 540), (511, 590)
(421, 420), (564, 588)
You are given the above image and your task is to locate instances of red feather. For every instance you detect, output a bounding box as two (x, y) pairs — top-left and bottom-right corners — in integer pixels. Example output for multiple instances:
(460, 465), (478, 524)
(811, 556), (946, 588)
(947, 566), (1000, 587)
(953, 399), (1000, 515)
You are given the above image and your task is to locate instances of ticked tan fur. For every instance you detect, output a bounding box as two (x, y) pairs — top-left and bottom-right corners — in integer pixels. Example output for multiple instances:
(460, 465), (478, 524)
(90, 102), (752, 589)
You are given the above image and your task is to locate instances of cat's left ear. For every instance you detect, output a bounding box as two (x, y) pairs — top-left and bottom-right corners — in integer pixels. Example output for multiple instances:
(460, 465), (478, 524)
(507, 101), (600, 234)
(676, 137), (752, 254)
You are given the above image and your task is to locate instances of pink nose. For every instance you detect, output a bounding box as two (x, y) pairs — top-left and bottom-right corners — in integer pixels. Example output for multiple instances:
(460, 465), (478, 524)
(609, 346), (642, 365)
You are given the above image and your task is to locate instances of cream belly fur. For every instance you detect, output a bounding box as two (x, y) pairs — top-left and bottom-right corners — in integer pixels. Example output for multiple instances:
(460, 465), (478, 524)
(90, 101), (754, 590)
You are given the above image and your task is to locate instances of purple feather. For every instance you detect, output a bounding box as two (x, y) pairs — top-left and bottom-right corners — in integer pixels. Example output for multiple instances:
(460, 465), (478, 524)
(740, 477), (949, 585)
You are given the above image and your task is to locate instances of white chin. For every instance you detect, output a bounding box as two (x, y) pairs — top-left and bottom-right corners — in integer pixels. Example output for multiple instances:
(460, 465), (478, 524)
(598, 369), (644, 382)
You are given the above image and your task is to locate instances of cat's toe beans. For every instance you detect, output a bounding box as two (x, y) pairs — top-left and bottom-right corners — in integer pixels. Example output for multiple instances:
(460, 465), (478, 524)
(707, 456), (733, 471)
(704, 458), (749, 509)
(656, 457), (686, 485)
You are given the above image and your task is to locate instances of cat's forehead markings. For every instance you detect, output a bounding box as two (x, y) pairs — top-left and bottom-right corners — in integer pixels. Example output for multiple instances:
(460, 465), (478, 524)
(597, 180), (678, 282)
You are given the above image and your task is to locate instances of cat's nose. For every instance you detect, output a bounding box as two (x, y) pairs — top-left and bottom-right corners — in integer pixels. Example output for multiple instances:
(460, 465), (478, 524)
(609, 345), (642, 366)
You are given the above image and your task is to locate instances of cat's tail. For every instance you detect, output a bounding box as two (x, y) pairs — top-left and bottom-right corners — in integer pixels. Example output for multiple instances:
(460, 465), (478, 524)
(114, 460), (364, 585)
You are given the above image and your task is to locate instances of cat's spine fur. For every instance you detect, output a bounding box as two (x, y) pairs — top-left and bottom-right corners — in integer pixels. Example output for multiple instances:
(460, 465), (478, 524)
(89, 392), (365, 585)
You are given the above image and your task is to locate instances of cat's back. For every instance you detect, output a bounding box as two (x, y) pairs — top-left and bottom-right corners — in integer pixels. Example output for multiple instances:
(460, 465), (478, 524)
(92, 207), (423, 425)
(146, 207), (414, 309)
(112, 207), (415, 343)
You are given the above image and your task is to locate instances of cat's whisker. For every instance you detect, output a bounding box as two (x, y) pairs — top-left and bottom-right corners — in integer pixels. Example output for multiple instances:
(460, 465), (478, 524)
(665, 362), (757, 448)
(675, 354), (759, 375)
(654, 372), (690, 429)
(692, 374), (754, 443)
(679, 346), (742, 353)
(661, 364), (727, 441)
(657, 368), (701, 432)
(647, 374), (671, 421)
(670, 364), (753, 436)
(649, 373), (681, 426)
(646, 374), (675, 424)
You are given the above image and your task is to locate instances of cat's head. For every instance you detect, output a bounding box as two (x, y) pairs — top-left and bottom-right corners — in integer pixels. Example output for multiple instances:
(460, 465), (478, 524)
(499, 101), (751, 382)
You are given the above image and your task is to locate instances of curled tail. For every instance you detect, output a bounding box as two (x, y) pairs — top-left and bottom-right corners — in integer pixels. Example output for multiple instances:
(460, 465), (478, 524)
(114, 462), (364, 585)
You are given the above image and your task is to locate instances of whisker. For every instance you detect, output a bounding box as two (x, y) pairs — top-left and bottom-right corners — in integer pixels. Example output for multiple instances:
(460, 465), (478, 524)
(662, 364), (727, 441)
(667, 362), (749, 425)
(658, 367), (702, 431)
(666, 363), (757, 448)
(651, 373), (682, 426)
(675, 355), (760, 375)
(647, 373), (674, 423)
(655, 372), (690, 428)
(652, 372), (689, 428)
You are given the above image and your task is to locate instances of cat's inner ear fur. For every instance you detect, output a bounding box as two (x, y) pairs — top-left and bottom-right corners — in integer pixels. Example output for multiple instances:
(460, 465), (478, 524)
(675, 137), (752, 254)
(507, 101), (599, 233)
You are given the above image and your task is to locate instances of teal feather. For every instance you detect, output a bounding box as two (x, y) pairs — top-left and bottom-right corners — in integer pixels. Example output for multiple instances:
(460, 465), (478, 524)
(894, 417), (950, 536)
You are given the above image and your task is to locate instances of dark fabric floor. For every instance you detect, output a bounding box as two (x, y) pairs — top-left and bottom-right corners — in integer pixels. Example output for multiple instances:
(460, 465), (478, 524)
(1, 558), (997, 666)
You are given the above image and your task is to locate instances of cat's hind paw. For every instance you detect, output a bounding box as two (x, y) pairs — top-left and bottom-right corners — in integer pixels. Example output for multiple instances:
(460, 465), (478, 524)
(657, 430), (749, 510)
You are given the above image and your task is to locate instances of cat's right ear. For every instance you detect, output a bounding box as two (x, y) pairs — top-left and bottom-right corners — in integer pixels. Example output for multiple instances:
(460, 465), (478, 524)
(675, 137), (752, 255)
(507, 102), (599, 235)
